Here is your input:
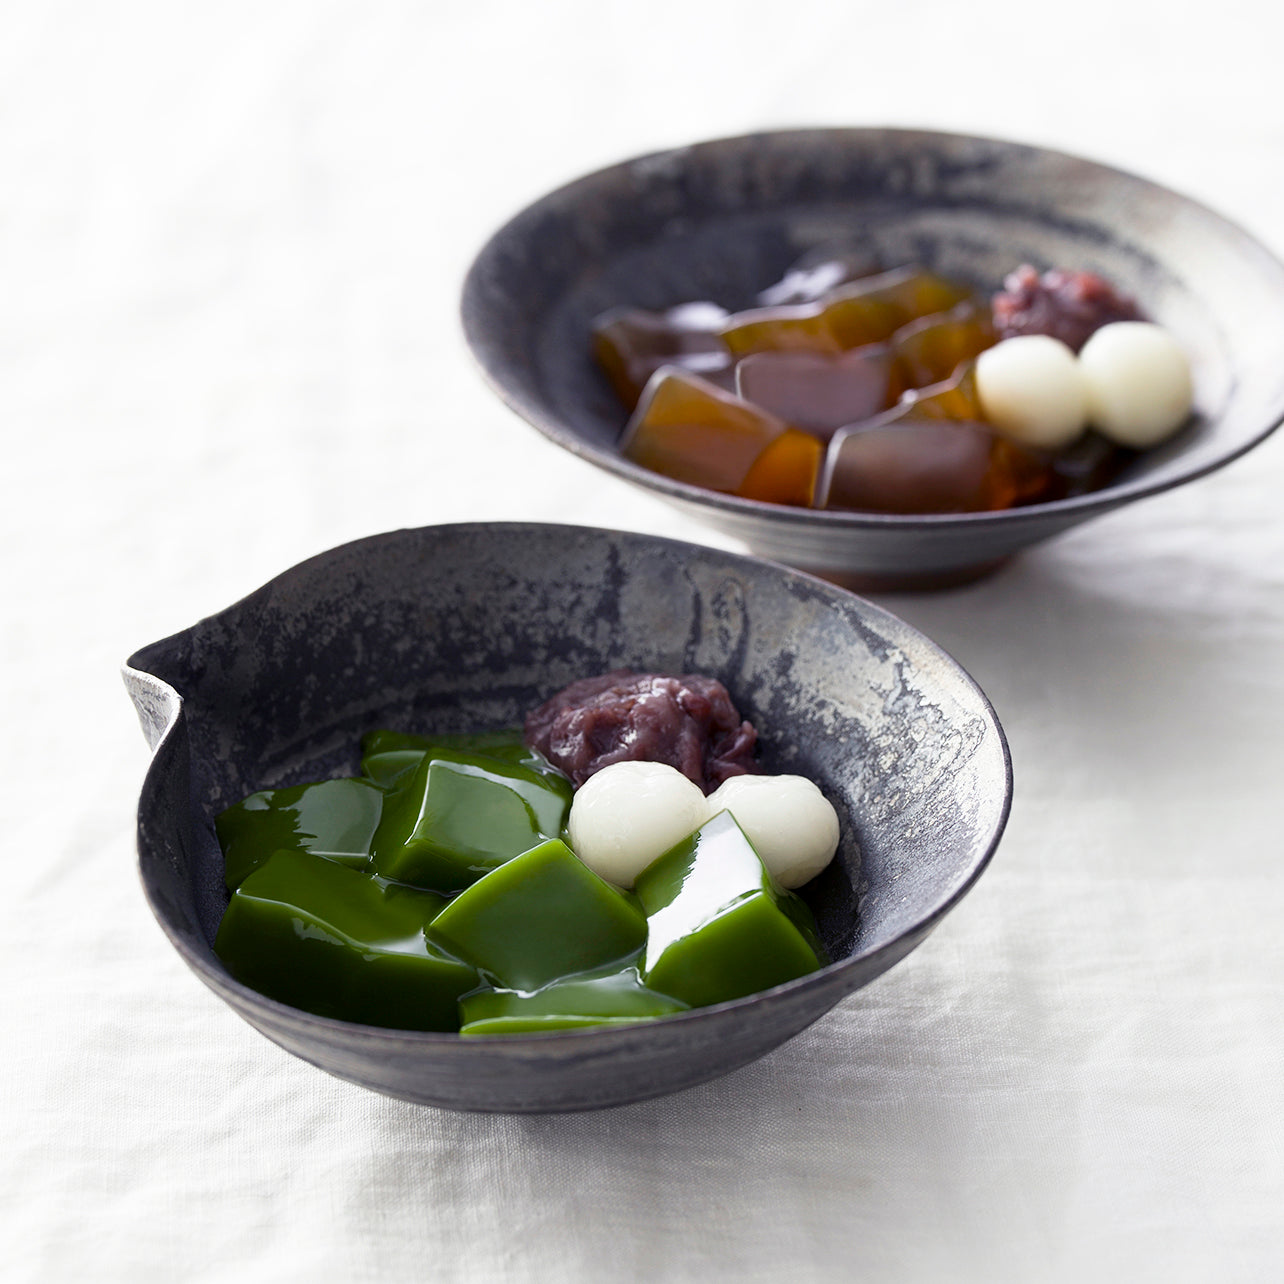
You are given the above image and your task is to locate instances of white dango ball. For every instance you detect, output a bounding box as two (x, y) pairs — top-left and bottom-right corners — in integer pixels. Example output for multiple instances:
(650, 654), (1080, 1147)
(974, 334), (1088, 449)
(567, 761), (708, 889)
(1078, 321), (1193, 448)
(705, 774), (840, 889)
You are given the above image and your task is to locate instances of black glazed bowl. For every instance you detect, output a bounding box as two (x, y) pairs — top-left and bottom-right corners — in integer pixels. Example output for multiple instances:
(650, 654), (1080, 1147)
(124, 523), (1011, 1112)
(461, 128), (1284, 589)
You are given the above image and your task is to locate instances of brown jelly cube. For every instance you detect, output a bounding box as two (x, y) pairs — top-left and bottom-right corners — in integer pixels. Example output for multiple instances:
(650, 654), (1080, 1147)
(819, 405), (1056, 515)
(892, 303), (997, 389)
(736, 428), (823, 507)
(987, 436), (1064, 508)
(593, 304), (733, 408)
(719, 302), (844, 359)
(734, 346), (898, 440)
(899, 362), (984, 420)
(721, 267), (973, 359)
(824, 267), (974, 349)
(821, 413), (995, 513)
(621, 369), (787, 492)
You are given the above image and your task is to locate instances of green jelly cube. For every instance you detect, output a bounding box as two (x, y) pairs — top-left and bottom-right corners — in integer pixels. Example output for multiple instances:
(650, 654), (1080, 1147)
(360, 728), (567, 790)
(634, 810), (827, 1009)
(215, 776), (384, 890)
(360, 747), (430, 790)
(370, 750), (570, 893)
(459, 964), (688, 1035)
(428, 839), (648, 992)
(213, 848), (477, 1031)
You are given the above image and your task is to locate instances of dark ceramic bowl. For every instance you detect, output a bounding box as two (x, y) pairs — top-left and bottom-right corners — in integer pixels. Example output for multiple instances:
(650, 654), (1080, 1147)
(124, 523), (1010, 1112)
(461, 128), (1284, 589)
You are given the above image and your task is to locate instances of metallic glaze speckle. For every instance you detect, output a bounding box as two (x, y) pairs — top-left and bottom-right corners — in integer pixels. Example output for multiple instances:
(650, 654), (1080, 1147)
(124, 523), (1011, 1112)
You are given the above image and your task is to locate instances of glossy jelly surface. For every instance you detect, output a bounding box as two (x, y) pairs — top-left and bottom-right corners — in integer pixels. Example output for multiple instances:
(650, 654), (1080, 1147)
(734, 346), (895, 437)
(459, 965), (690, 1035)
(621, 369), (787, 493)
(217, 776), (384, 890)
(214, 848), (476, 1031)
(212, 717), (831, 1036)
(593, 303), (732, 408)
(371, 751), (570, 893)
(426, 838), (649, 992)
(593, 254), (1149, 515)
(636, 810), (827, 1008)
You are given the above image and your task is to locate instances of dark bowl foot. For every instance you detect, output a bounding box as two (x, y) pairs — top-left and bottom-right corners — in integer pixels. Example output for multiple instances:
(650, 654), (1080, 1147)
(796, 556), (1012, 594)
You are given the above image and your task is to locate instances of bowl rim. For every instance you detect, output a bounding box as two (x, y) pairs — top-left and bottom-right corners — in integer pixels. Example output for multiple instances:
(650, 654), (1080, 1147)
(127, 520), (1014, 1048)
(460, 125), (1284, 532)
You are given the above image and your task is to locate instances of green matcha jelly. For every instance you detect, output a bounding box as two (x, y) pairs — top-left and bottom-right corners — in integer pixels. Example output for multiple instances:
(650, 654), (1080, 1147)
(369, 749), (571, 894)
(216, 776), (384, 890)
(634, 810), (828, 1009)
(214, 848), (478, 1031)
(361, 728), (556, 788)
(427, 838), (649, 992)
(211, 728), (832, 1036)
(460, 964), (689, 1035)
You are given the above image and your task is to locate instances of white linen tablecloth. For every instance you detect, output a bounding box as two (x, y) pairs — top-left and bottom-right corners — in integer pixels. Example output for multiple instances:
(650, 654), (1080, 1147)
(3, 3), (1281, 1280)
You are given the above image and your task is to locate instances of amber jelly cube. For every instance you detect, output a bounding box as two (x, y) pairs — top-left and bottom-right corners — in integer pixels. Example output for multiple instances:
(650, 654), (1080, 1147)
(898, 360), (985, 420)
(621, 369), (788, 492)
(736, 429), (824, 507)
(719, 301), (845, 358)
(823, 266), (973, 349)
(592, 303), (732, 408)
(892, 302), (997, 389)
(819, 404), (1055, 515)
(819, 409), (998, 514)
(734, 345), (898, 438)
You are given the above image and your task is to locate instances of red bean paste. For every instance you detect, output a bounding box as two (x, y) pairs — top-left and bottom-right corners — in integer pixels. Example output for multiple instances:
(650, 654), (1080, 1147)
(524, 671), (759, 792)
(992, 265), (1145, 353)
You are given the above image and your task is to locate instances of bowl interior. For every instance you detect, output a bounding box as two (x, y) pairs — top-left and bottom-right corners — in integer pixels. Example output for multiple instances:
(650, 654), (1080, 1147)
(462, 129), (1284, 580)
(127, 523), (1010, 1110)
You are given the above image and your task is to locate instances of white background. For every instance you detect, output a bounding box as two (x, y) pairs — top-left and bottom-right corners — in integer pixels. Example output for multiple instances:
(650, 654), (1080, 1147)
(3, 2), (1282, 1280)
